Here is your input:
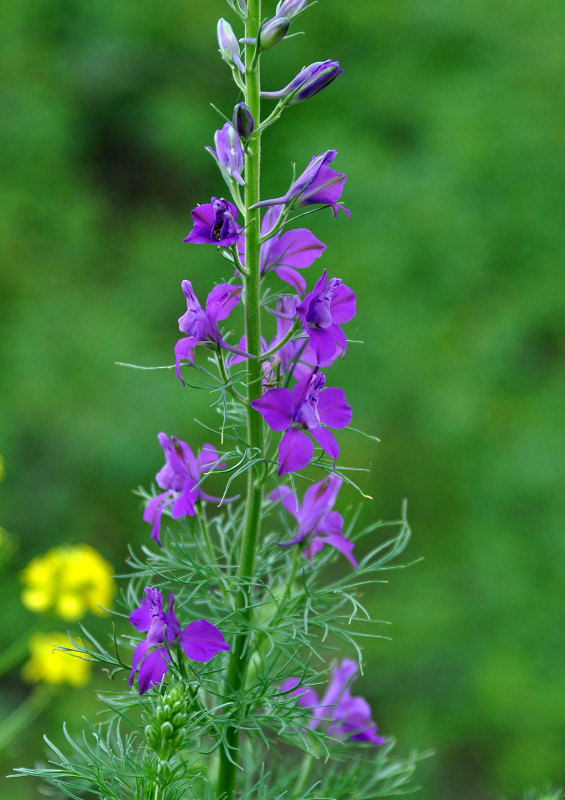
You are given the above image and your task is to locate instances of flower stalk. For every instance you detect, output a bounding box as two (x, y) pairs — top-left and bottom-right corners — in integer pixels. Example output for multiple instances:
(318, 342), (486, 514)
(216, 0), (263, 796)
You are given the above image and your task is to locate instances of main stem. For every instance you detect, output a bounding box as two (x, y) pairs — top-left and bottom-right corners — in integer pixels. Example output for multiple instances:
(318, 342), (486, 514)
(216, 2), (263, 798)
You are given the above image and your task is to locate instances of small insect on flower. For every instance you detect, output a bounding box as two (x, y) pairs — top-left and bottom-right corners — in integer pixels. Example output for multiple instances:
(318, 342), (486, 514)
(20, 544), (115, 621)
(23, 632), (92, 687)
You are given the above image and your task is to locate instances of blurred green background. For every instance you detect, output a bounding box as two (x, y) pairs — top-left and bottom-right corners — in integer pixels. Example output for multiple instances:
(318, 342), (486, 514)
(1, 0), (564, 797)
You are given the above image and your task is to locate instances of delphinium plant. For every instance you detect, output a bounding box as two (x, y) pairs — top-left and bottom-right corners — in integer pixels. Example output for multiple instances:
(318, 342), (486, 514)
(13, 1), (423, 798)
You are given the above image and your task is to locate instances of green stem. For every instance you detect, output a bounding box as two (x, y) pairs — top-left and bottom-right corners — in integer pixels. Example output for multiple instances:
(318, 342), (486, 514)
(216, 2), (263, 797)
(216, 350), (246, 404)
(259, 321), (301, 361)
(293, 752), (315, 799)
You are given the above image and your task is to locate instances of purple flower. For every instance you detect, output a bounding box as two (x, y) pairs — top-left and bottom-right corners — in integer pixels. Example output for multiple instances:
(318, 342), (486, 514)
(143, 433), (228, 545)
(262, 60), (343, 105)
(250, 367), (352, 475)
(259, 15), (290, 49)
(217, 18), (244, 73)
(276, 0), (308, 19)
(205, 124), (244, 186)
(232, 102), (254, 140)
(281, 659), (386, 746)
(271, 296), (344, 379)
(237, 206), (326, 294)
(252, 151), (349, 218)
(175, 280), (246, 384)
(296, 269), (356, 364)
(129, 587), (230, 694)
(271, 475), (357, 567)
(184, 197), (241, 247)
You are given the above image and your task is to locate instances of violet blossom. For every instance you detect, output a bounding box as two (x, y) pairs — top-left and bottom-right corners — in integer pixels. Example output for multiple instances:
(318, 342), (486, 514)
(250, 367), (352, 475)
(252, 150), (349, 218)
(143, 433), (228, 545)
(205, 123), (244, 186)
(217, 18), (244, 73)
(280, 659), (385, 746)
(175, 280), (246, 384)
(184, 197), (241, 247)
(237, 205), (326, 294)
(271, 474), (357, 567)
(129, 587), (230, 695)
(262, 60), (343, 106)
(296, 269), (356, 364)
(276, 0), (308, 19)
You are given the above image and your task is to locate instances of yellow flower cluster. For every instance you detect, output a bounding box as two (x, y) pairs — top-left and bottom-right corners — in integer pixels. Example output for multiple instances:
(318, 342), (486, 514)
(21, 544), (115, 621)
(23, 632), (91, 686)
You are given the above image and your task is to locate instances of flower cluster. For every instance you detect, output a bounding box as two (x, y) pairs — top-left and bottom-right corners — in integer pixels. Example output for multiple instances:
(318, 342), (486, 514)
(20, 544), (115, 621)
(23, 632), (92, 687)
(281, 659), (386, 746)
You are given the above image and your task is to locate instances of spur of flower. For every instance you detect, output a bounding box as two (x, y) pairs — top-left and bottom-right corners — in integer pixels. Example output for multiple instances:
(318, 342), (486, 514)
(281, 658), (385, 745)
(252, 150), (349, 218)
(250, 367), (352, 475)
(296, 269), (356, 364)
(271, 474), (357, 567)
(184, 197), (241, 246)
(175, 280), (249, 384)
(144, 433), (229, 545)
(237, 205), (326, 294)
(129, 587), (230, 695)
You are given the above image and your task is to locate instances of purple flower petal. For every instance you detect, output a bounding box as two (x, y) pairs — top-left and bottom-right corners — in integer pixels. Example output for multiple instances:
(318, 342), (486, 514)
(308, 327), (340, 364)
(278, 428), (314, 476)
(251, 388), (294, 431)
(273, 265), (307, 295)
(180, 619), (231, 662)
(280, 677), (320, 708)
(129, 639), (151, 686)
(171, 480), (198, 518)
(317, 387), (352, 429)
(205, 283), (242, 324)
(301, 474), (342, 534)
(309, 529), (357, 569)
(143, 492), (175, 545)
(270, 485), (300, 518)
(330, 283), (356, 324)
(137, 646), (170, 694)
(174, 336), (197, 384)
(309, 426), (339, 462)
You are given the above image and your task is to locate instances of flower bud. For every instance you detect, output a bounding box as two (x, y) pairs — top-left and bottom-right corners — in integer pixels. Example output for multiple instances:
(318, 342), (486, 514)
(160, 721), (175, 739)
(217, 18), (244, 73)
(286, 60), (343, 104)
(276, 0), (308, 18)
(232, 102), (254, 140)
(259, 16), (290, 50)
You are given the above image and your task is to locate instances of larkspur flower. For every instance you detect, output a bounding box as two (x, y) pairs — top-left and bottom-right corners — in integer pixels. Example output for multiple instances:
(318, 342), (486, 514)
(217, 18), (244, 73)
(205, 123), (244, 186)
(184, 197), (241, 247)
(232, 102), (254, 140)
(143, 433), (230, 545)
(296, 269), (356, 364)
(271, 474), (357, 567)
(237, 205), (325, 294)
(262, 60), (343, 106)
(259, 15), (290, 49)
(252, 150), (349, 218)
(276, 0), (308, 19)
(250, 367), (352, 475)
(281, 659), (386, 745)
(129, 588), (230, 695)
(175, 280), (248, 384)
(270, 296), (344, 379)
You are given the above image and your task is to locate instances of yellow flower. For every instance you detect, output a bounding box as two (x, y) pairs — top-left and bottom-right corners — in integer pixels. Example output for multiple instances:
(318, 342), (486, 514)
(23, 632), (91, 687)
(21, 544), (115, 621)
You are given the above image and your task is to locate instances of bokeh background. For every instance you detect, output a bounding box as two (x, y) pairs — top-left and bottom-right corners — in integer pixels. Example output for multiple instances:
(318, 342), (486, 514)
(1, 0), (564, 797)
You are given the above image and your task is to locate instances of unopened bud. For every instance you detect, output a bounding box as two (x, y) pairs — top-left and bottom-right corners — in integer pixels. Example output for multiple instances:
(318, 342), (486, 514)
(160, 721), (175, 739)
(276, 0), (308, 18)
(259, 16), (290, 50)
(217, 18), (244, 73)
(286, 60), (343, 104)
(232, 102), (254, 139)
